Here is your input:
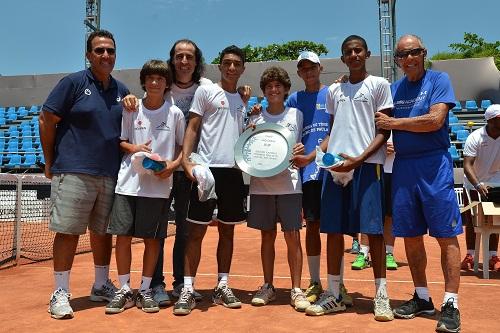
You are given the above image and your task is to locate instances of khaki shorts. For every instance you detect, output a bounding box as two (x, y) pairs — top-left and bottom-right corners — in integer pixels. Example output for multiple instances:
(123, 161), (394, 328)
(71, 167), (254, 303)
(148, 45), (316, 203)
(49, 173), (116, 235)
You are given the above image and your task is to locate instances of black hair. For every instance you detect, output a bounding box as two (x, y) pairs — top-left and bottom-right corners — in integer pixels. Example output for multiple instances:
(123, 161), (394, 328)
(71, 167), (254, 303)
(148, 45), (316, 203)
(341, 35), (368, 54)
(86, 30), (115, 52)
(219, 45), (246, 64)
(140, 59), (172, 93)
(167, 39), (205, 85)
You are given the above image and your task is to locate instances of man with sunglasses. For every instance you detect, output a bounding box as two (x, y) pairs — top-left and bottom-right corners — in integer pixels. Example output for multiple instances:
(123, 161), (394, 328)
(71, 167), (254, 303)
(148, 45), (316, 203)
(375, 34), (462, 333)
(40, 30), (129, 319)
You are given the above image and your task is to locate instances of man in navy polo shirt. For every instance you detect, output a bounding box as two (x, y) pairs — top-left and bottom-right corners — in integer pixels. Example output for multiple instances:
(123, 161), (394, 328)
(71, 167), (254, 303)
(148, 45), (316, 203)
(39, 30), (130, 319)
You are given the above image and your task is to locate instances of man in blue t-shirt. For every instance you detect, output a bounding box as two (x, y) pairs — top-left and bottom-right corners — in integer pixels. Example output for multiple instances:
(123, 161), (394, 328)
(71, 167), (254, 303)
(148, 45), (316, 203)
(40, 30), (130, 320)
(375, 34), (461, 333)
(287, 51), (351, 306)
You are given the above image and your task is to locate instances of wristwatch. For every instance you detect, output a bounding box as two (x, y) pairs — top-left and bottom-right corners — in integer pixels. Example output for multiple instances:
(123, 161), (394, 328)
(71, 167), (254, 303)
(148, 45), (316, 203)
(474, 182), (484, 190)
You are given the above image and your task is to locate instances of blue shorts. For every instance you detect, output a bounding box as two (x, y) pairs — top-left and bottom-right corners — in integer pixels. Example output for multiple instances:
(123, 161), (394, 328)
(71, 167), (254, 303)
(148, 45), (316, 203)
(392, 152), (462, 238)
(320, 163), (384, 235)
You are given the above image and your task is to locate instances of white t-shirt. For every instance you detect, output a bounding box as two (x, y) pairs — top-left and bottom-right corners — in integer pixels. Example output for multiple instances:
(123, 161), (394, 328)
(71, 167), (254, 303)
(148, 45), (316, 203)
(326, 75), (393, 165)
(115, 99), (185, 198)
(189, 83), (246, 167)
(166, 77), (213, 120)
(249, 107), (304, 195)
(463, 126), (500, 189)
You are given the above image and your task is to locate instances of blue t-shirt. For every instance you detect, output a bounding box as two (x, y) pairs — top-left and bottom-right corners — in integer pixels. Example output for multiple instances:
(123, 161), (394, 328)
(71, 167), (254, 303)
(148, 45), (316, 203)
(43, 69), (130, 177)
(286, 86), (330, 183)
(391, 70), (455, 157)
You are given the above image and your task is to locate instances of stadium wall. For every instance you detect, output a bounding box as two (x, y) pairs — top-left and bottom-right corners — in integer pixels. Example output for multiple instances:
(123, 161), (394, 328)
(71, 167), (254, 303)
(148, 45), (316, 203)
(0, 56), (498, 107)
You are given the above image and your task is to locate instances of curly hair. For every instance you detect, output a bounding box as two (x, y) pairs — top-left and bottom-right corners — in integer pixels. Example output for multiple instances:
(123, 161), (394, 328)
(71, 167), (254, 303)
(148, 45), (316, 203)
(259, 66), (291, 94)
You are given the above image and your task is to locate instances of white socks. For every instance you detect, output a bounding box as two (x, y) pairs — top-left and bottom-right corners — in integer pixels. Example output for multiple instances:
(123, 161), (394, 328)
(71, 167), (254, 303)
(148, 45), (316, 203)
(184, 276), (194, 291)
(443, 292), (459, 309)
(118, 273), (131, 291)
(327, 274), (341, 299)
(54, 270), (70, 292)
(466, 249), (475, 256)
(140, 276), (152, 292)
(218, 273), (229, 286)
(307, 255), (321, 284)
(375, 278), (388, 297)
(360, 245), (370, 258)
(415, 287), (430, 301)
(94, 265), (110, 289)
(490, 251), (497, 258)
(385, 245), (394, 254)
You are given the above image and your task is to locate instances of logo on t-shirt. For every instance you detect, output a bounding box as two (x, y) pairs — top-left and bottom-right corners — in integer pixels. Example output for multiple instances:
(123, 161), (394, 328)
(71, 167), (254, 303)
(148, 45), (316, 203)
(84, 89), (91, 96)
(135, 119), (146, 130)
(156, 121), (171, 131)
(353, 92), (369, 103)
(116, 96), (122, 102)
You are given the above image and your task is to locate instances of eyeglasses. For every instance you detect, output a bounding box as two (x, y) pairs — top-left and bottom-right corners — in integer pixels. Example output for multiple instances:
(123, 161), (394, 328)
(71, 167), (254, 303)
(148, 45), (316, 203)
(395, 48), (424, 59)
(93, 47), (116, 55)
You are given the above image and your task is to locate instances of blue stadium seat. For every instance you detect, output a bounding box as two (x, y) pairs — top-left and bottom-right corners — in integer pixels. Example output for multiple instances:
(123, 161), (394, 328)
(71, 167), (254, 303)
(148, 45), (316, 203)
(22, 154), (37, 167)
(448, 116), (459, 124)
(38, 154), (45, 164)
(450, 124), (465, 133)
(452, 101), (462, 111)
(31, 116), (39, 124)
(480, 99), (492, 110)
(448, 145), (460, 161)
(260, 98), (268, 110)
(7, 113), (17, 122)
(21, 141), (33, 150)
(0, 117), (5, 126)
(29, 105), (39, 114)
(7, 106), (16, 113)
(456, 130), (469, 142)
(4, 154), (22, 168)
(465, 100), (478, 111)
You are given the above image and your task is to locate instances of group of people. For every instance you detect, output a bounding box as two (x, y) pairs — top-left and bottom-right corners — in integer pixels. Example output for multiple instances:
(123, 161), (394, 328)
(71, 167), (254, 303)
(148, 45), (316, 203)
(39, 29), (499, 333)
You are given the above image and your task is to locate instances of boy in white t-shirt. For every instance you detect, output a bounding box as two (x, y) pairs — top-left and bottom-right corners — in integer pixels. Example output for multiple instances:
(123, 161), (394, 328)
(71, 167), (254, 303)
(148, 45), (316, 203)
(105, 60), (185, 314)
(305, 35), (393, 321)
(246, 66), (309, 312)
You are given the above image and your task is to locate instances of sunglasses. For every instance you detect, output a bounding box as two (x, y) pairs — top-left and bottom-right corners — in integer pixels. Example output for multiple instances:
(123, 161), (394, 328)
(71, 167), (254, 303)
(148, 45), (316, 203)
(93, 47), (116, 55)
(395, 48), (424, 59)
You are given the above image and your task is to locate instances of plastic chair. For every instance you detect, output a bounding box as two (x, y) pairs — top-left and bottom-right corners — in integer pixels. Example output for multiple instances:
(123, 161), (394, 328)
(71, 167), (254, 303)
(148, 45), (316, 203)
(465, 100), (478, 111)
(21, 141), (33, 150)
(29, 105), (39, 114)
(0, 117), (5, 126)
(4, 154), (22, 168)
(7, 113), (17, 122)
(480, 99), (492, 110)
(448, 116), (459, 124)
(22, 154), (37, 167)
(456, 130), (469, 142)
(452, 101), (462, 111)
(450, 124), (465, 134)
(448, 145), (460, 161)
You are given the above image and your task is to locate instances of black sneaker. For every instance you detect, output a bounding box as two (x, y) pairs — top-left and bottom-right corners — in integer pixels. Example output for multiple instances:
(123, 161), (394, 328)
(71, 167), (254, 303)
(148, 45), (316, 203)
(105, 288), (135, 314)
(436, 298), (461, 332)
(393, 293), (435, 319)
(212, 284), (242, 308)
(135, 289), (160, 313)
(173, 288), (196, 316)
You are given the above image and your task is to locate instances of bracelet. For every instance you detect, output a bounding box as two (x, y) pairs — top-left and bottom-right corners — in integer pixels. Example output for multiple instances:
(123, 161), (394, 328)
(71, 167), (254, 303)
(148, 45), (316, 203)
(474, 182), (484, 190)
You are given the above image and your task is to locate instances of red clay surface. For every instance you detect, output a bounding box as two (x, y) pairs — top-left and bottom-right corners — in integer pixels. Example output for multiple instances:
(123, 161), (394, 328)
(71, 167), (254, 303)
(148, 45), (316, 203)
(1, 225), (498, 333)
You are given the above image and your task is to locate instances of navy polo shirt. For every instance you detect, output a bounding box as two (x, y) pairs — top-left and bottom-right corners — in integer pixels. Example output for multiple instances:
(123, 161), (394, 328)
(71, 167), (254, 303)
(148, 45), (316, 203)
(43, 68), (130, 178)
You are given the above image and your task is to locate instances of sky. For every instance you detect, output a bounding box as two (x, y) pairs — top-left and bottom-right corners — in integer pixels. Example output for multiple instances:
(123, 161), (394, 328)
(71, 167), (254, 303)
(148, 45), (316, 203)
(1, 0), (498, 76)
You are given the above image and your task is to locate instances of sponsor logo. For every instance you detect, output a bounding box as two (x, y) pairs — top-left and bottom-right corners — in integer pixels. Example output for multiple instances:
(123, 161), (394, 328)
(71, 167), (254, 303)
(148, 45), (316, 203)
(134, 119), (146, 130)
(156, 121), (170, 131)
(84, 89), (91, 96)
(116, 96), (122, 102)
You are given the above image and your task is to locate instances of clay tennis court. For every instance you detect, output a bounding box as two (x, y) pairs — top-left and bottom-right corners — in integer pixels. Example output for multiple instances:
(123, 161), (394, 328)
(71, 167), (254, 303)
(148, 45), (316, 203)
(0, 225), (498, 332)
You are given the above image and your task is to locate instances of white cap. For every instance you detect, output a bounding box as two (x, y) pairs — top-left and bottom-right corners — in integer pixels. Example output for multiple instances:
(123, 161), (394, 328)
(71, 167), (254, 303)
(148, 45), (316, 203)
(297, 51), (320, 65)
(485, 104), (500, 121)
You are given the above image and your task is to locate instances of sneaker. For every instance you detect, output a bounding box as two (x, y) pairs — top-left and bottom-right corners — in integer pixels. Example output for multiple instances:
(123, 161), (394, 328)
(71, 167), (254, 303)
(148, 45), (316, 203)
(251, 284), (276, 306)
(136, 289), (160, 313)
(290, 288), (311, 312)
(340, 283), (353, 307)
(460, 254), (474, 271)
(386, 253), (398, 270)
(173, 288), (196, 316)
(351, 254), (370, 270)
(212, 284), (242, 308)
(105, 287), (135, 314)
(393, 293), (435, 319)
(89, 279), (118, 302)
(305, 281), (323, 303)
(48, 288), (74, 319)
(305, 292), (346, 316)
(350, 239), (360, 254)
(436, 298), (461, 333)
(489, 255), (500, 271)
(173, 283), (203, 302)
(373, 292), (394, 321)
(152, 284), (173, 307)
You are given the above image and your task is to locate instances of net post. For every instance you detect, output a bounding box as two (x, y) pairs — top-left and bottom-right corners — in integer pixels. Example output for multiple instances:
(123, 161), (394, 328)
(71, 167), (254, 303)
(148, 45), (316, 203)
(14, 176), (23, 264)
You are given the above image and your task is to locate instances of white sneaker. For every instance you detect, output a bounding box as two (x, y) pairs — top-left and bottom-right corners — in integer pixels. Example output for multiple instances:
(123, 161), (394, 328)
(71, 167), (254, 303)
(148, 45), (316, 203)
(374, 292), (394, 321)
(290, 288), (311, 312)
(173, 283), (202, 301)
(251, 284), (276, 306)
(48, 288), (74, 319)
(305, 292), (346, 316)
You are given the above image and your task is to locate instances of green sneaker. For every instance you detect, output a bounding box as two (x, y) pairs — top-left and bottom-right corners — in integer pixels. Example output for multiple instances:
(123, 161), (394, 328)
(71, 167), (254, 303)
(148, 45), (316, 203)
(305, 281), (323, 303)
(351, 254), (370, 270)
(386, 253), (398, 270)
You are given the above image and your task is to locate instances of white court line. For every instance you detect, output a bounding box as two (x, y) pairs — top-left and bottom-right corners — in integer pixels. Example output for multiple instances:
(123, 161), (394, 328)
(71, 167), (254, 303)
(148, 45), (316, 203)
(25, 266), (500, 287)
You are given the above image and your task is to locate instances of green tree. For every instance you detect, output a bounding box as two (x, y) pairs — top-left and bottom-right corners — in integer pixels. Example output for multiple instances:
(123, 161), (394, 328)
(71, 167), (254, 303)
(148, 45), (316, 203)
(211, 41), (328, 64)
(429, 33), (500, 69)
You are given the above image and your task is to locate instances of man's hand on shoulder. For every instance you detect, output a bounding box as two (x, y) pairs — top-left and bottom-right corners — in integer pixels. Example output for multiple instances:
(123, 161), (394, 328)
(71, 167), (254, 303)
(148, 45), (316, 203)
(122, 94), (139, 112)
(237, 85), (252, 104)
